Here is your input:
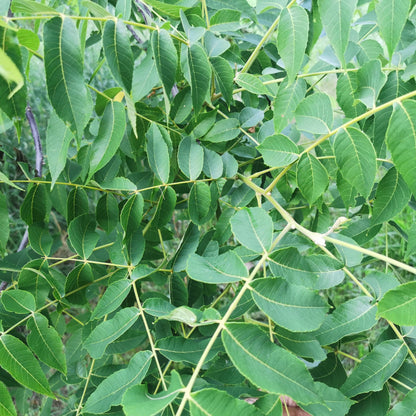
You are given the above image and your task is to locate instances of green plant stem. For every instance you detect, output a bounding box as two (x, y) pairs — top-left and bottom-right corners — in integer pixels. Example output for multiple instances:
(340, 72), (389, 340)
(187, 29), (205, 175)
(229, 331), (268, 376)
(76, 357), (96, 415)
(264, 87), (416, 194)
(175, 224), (292, 416)
(131, 279), (169, 392)
(240, 0), (297, 74)
(2, 15), (188, 44)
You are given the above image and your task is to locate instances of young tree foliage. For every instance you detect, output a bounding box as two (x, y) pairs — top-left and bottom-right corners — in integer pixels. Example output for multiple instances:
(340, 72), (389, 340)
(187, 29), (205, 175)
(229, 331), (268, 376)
(1, 0), (416, 415)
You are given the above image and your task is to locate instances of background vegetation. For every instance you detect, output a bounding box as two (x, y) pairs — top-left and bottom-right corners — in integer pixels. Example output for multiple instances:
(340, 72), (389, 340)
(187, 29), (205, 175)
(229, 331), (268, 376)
(1, 0), (416, 415)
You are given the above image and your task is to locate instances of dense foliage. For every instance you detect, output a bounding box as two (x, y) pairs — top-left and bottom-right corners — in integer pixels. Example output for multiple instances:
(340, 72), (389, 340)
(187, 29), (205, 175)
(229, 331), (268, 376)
(1, 0), (416, 414)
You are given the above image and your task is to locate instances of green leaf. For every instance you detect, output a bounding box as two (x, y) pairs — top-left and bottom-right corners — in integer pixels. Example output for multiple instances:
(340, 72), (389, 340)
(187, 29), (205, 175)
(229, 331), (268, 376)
(96, 193), (119, 233)
(336, 71), (366, 119)
(66, 187), (89, 224)
(83, 350), (152, 414)
(251, 278), (329, 332)
(211, 56), (234, 105)
(371, 167), (411, 225)
(153, 186), (177, 227)
(295, 92), (333, 134)
(334, 127), (377, 198)
(356, 60), (387, 108)
(274, 326), (327, 361)
(0, 334), (53, 397)
(190, 388), (264, 416)
(27, 313), (66, 374)
(377, 281), (416, 325)
(230, 207), (273, 253)
(235, 73), (269, 95)
(0, 48), (24, 99)
(187, 251), (248, 284)
(0, 192), (8, 252)
(151, 29), (178, 94)
(65, 263), (94, 305)
(203, 148), (223, 179)
(313, 296), (377, 345)
(146, 123), (170, 183)
(363, 271), (399, 300)
(144, 0), (190, 18)
(318, 0), (358, 66)
(188, 43), (211, 115)
(20, 183), (50, 226)
(257, 134), (299, 168)
(210, 9), (241, 32)
(296, 153), (329, 205)
(0, 380), (16, 416)
(67, 214), (99, 259)
(302, 382), (353, 416)
(46, 112), (74, 187)
(386, 101), (416, 195)
(0, 28), (27, 121)
(375, 0), (411, 59)
(116, 0), (131, 19)
(1, 289), (35, 314)
(84, 307), (139, 359)
(222, 323), (322, 405)
(11, 0), (55, 13)
(123, 370), (183, 416)
(103, 20), (134, 91)
(277, 5), (309, 83)
(120, 193), (144, 240)
(387, 387), (416, 415)
(156, 337), (223, 365)
(43, 16), (92, 137)
(178, 136), (204, 180)
(188, 181), (211, 225)
(341, 340), (407, 397)
(28, 224), (53, 256)
(132, 51), (159, 102)
(273, 79), (306, 133)
(203, 118), (240, 143)
(91, 279), (132, 321)
(88, 101), (126, 180)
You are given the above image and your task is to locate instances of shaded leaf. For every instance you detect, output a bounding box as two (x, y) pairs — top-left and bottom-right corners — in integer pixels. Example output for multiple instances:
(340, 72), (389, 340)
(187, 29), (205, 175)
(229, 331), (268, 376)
(257, 134), (299, 168)
(211, 56), (234, 104)
(187, 251), (248, 284)
(83, 350), (152, 414)
(146, 123), (170, 183)
(96, 193), (119, 233)
(151, 29), (177, 94)
(0, 334), (53, 397)
(43, 16), (92, 136)
(273, 78), (306, 133)
(386, 101), (416, 195)
(341, 340), (407, 397)
(334, 127), (376, 198)
(103, 19), (134, 91)
(91, 279), (132, 321)
(314, 296), (377, 345)
(188, 43), (211, 114)
(222, 323), (323, 405)
(27, 313), (66, 374)
(89, 101), (126, 180)
(178, 136), (204, 180)
(1, 289), (35, 314)
(318, 0), (357, 65)
(377, 281), (416, 326)
(123, 370), (183, 416)
(277, 5), (309, 82)
(188, 181), (211, 225)
(296, 153), (329, 205)
(0, 380), (16, 416)
(375, 0), (411, 59)
(251, 278), (329, 332)
(356, 60), (387, 108)
(84, 307), (139, 359)
(190, 388), (263, 416)
(372, 167), (411, 225)
(67, 214), (99, 259)
(230, 207), (273, 254)
(295, 92), (333, 134)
